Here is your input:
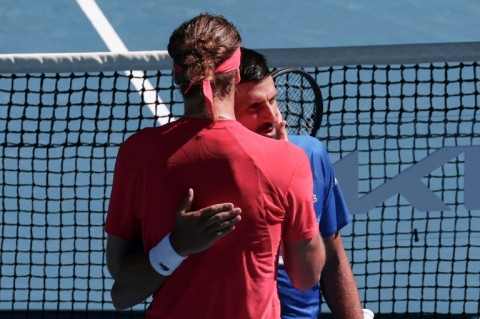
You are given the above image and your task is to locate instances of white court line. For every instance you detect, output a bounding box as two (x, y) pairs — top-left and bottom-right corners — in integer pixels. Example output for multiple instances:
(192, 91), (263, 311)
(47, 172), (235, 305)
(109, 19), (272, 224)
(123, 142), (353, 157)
(76, 0), (173, 125)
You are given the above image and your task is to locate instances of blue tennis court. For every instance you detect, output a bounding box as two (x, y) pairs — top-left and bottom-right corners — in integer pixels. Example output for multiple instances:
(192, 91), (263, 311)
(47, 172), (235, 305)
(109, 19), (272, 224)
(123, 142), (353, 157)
(2, 0), (480, 54)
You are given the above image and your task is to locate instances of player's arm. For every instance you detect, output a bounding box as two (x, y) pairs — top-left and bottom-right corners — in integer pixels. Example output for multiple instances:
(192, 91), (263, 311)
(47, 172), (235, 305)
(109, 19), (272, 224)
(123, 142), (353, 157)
(321, 233), (363, 319)
(317, 143), (363, 318)
(282, 234), (324, 290)
(107, 234), (163, 309)
(106, 189), (242, 309)
(282, 151), (325, 290)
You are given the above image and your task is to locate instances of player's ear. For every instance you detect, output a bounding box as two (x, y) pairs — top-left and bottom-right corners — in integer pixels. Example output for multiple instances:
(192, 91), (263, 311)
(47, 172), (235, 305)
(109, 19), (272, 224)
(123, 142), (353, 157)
(234, 69), (241, 84)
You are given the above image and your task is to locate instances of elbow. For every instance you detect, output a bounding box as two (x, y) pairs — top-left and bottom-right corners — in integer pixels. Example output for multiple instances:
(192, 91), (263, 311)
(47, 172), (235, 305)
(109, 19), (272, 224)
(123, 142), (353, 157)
(299, 258), (324, 289)
(290, 270), (321, 291)
(313, 266), (322, 287)
(284, 235), (325, 290)
(293, 246), (324, 290)
(112, 298), (129, 311)
(288, 256), (322, 290)
(111, 282), (134, 310)
(109, 269), (130, 309)
(290, 278), (318, 291)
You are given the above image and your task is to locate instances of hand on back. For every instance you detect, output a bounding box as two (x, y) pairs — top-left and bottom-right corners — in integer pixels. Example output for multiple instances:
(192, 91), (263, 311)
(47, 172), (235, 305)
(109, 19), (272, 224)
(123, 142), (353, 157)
(170, 188), (242, 256)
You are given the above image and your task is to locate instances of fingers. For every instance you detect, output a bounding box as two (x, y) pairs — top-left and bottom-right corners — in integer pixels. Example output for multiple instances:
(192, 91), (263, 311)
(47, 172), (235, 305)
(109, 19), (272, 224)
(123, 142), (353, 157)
(204, 207), (241, 225)
(180, 201), (242, 232)
(275, 109), (288, 141)
(198, 202), (236, 219)
(275, 108), (284, 122)
(206, 207), (241, 232)
(208, 224), (237, 240)
(277, 120), (288, 141)
(206, 209), (242, 240)
(172, 206), (242, 255)
(177, 188), (194, 217)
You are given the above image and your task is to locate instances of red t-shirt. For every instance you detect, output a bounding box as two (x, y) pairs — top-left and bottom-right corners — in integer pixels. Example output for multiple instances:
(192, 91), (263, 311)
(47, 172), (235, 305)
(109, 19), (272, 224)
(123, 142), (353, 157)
(105, 117), (318, 319)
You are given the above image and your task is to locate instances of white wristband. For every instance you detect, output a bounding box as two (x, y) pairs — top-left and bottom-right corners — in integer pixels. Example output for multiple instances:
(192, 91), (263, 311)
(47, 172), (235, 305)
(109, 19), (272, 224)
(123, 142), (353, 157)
(149, 232), (188, 276)
(362, 309), (375, 319)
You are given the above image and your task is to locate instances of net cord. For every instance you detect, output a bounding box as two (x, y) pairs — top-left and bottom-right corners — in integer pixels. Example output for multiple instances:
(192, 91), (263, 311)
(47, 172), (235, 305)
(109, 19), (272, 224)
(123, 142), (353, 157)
(0, 41), (479, 74)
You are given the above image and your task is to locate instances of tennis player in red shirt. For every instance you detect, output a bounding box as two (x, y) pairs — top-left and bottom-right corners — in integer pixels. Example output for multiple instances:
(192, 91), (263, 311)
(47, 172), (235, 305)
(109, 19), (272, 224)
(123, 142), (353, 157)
(105, 13), (325, 319)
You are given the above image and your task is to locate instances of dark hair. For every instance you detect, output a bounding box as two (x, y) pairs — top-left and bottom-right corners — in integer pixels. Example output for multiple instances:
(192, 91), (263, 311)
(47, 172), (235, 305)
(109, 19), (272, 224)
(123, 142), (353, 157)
(239, 47), (271, 84)
(168, 13), (242, 99)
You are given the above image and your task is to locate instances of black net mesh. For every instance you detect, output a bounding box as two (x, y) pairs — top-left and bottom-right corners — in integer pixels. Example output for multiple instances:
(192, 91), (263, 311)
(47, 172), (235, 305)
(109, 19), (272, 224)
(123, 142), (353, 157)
(0, 60), (479, 318)
(312, 62), (480, 318)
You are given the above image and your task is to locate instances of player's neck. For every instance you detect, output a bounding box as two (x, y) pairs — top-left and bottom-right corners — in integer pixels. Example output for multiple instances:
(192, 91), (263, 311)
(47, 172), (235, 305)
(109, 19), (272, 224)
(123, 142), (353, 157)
(212, 91), (236, 120)
(183, 93), (236, 120)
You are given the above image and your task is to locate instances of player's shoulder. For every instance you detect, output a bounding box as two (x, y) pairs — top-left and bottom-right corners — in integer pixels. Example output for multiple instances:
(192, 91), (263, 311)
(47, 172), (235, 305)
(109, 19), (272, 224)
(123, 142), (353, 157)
(264, 136), (306, 158)
(246, 133), (307, 167)
(121, 126), (160, 149)
(119, 122), (178, 160)
(288, 135), (327, 156)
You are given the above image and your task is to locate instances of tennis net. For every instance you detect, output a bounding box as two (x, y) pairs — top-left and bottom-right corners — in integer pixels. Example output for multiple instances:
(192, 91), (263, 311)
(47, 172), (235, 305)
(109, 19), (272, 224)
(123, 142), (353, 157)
(0, 42), (479, 318)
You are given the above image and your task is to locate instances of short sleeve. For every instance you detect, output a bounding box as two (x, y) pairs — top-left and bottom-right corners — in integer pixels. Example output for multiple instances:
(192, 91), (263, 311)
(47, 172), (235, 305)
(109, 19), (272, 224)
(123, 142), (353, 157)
(104, 144), (141, 240)
(317, 145), (352, 237)
(283, 150), (320, 243)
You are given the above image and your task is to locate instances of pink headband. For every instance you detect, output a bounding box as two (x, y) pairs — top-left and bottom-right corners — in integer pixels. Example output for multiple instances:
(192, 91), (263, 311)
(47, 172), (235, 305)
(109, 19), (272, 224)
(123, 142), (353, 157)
(173, 47), (241, 114)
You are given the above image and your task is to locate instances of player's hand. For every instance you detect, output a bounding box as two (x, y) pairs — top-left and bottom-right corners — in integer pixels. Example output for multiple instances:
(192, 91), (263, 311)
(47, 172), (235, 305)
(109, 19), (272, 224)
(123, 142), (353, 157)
(170, 188), (242, 256)
(275, 109), (288, 141)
